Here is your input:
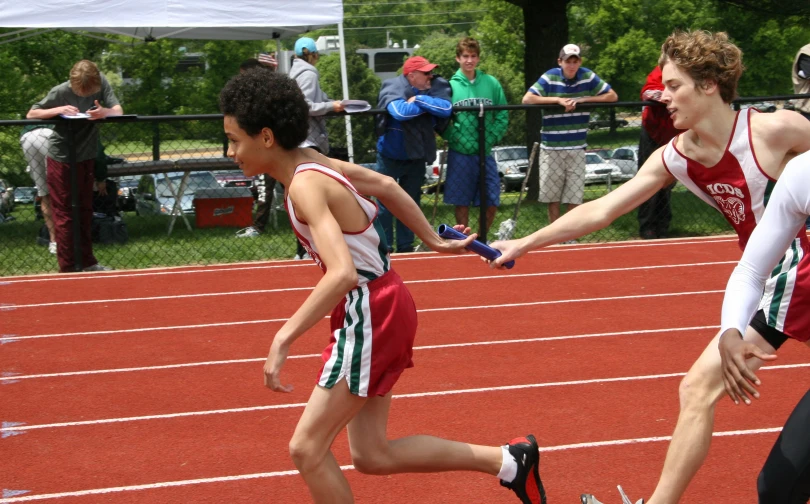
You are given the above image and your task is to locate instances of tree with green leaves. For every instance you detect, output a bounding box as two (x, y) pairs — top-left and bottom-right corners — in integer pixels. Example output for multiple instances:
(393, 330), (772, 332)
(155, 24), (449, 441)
(316, 46), (382, 163)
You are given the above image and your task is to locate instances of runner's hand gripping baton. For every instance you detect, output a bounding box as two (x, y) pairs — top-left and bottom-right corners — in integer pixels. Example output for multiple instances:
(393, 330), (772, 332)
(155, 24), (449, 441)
(437, 224), (515, 269)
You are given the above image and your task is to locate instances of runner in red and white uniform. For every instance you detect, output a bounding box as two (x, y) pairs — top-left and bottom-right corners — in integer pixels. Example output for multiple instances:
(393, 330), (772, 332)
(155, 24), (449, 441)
(486, 30), (810, 504)
(664, 108), (810, 343)
(719, 151), (810, 503)
(220, 69), (546, 504)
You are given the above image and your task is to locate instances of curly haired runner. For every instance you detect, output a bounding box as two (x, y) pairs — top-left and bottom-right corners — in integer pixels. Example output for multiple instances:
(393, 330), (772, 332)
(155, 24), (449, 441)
(486, 30), (810, 503)
(219, 69), (546, 504)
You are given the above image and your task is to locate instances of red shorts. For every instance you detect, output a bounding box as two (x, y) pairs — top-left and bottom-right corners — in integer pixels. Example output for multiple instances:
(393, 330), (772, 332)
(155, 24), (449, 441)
(317, 269), (417, 397)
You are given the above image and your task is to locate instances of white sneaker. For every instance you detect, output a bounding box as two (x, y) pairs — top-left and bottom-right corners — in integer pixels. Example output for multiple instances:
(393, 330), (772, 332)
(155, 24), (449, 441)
(48, 242), (57, 254)
(83, 263), (114, 272)
(236, 226), (260, 238)
(294, 252), (311, 260)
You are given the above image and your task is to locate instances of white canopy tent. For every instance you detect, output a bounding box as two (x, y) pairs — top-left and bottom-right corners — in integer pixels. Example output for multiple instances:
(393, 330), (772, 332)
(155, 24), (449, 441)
(1, 0), (356, 159)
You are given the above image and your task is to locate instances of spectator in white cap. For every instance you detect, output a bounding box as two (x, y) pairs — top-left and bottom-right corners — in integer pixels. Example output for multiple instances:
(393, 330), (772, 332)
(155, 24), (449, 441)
(522, 43), (618, 229)
(288, 37), (344, 259)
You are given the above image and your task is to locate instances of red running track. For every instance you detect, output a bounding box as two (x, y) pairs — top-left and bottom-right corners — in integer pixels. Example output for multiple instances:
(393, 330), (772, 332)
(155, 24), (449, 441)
(1, 236), (808, 503)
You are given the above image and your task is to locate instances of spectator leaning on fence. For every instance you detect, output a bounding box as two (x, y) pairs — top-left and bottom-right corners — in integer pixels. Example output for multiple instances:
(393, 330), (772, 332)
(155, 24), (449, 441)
(522, 44), (617, 226)
(443, 37), (509, 234)
(26, 59), (123, 273)
(375, 56), (452, 253)
(637, 66), (685, 240)
(19, 124), (56, 253)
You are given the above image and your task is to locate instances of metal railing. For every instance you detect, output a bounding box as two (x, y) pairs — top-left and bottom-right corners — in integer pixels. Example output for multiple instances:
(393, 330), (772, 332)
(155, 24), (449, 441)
(1, 95), (807, 276)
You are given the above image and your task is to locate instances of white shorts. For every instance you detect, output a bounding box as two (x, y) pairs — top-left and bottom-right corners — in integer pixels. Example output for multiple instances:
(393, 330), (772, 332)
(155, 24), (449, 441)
(538, 148), (586, 205)
(20, 128), (54, 197)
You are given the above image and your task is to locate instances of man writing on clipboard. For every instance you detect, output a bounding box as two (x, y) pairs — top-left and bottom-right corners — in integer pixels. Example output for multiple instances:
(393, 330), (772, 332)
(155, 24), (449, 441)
(26, 59), (123, 273)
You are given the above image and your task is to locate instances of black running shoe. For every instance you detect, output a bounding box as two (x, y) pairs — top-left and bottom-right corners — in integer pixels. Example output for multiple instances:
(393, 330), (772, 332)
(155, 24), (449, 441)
(500, 434), (547, 504)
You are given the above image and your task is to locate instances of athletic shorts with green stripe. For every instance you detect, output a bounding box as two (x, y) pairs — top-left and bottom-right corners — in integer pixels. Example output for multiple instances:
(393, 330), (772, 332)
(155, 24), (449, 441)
(758, 237), (810, 342)
(318, 269), (417, 397)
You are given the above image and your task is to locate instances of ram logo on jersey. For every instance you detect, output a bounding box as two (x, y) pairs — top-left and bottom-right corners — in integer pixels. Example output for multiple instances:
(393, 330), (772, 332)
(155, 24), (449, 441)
(713, 195), (746, 224)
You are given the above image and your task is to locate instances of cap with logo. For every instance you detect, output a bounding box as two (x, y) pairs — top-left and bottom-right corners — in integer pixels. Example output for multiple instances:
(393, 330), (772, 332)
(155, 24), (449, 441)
(559, 44), (581, 60)
(402, 56), (439, 75)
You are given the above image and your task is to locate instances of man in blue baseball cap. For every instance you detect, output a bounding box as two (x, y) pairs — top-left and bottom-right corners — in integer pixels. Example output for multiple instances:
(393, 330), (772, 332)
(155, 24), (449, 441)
(294, 37), (318, 57)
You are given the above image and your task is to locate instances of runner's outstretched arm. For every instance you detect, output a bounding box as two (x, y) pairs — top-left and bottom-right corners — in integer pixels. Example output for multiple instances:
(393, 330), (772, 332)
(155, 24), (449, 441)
(488, 146), (674, 268)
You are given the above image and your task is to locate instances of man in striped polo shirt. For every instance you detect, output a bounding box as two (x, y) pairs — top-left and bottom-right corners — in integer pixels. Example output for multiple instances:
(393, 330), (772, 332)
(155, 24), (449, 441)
(522, 44), (618, 224)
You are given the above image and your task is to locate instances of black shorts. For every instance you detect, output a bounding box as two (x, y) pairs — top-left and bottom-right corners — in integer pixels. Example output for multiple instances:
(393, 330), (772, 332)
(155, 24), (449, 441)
(751, 309), (789, 350)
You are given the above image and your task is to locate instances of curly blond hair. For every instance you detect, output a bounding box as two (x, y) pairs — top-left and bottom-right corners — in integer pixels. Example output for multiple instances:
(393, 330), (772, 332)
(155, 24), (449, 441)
(658, 30), (744, 103)
(69, 60), (102, 97)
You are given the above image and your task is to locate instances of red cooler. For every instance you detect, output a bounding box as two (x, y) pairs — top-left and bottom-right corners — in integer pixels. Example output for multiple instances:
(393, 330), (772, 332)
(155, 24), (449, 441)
(193, 187), (253, 228)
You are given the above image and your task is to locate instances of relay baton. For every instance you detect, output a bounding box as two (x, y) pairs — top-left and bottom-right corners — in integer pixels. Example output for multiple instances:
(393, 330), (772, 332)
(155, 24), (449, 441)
(437, 224), (515, 269)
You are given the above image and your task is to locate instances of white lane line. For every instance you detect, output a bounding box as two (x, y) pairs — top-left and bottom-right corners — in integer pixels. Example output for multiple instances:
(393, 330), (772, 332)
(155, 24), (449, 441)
(540, 427), (782, 452)
(0, 325), (720, 382)
(12, 287), (314, 309)
(0, 424), (777, 503)
(416, 290), (724, 313)
(6, 261), (735, 309)
(0, 318), (290, 343)
(0, 290), (724, 343)
(0, 237), (739, 284)
(0, 262), (317, 284)
(3, 363), (806, 434)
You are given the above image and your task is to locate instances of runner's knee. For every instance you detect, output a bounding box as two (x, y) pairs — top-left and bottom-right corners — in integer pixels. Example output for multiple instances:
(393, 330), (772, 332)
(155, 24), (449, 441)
(350, 443), (392, 475)
(289, 435), (327, 474)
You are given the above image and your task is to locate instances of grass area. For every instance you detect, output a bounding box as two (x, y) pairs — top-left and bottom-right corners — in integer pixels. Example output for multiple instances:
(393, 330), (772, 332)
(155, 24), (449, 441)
(0, 182), (732, 277)
(105, 139), (225, 159)
(587, 126), (643, 150)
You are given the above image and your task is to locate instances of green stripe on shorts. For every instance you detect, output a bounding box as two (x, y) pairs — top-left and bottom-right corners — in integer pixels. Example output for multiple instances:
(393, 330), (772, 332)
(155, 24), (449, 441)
(349, 287), (366, 395)
(324, 290), (353, 388)
(768, 239), (799, 326)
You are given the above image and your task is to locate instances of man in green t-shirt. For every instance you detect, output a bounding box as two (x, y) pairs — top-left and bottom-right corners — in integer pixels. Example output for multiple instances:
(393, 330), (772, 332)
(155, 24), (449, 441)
(443, 37), (508, 234)
(26, 59), (123, 272)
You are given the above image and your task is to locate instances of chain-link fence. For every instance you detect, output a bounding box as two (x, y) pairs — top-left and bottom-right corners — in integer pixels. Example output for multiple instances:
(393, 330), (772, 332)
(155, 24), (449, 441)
(0, 96), (801, 276)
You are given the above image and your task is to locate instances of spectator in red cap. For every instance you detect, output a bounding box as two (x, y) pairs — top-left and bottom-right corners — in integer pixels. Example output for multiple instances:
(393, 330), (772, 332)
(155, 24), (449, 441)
(374, 55), (452, 253)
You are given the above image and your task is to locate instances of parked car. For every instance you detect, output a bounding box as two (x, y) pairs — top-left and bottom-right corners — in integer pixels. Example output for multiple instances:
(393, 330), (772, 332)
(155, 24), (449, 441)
(588, 148), (614, 161)
(0, 178), (15, 216)
(135, 171), (220, 216)
(13, 186), (36, 205)
(424, 146), (530, 194)
(116, 176), (140, 212)
(584, 152), (623, 184)
(609, 145), (640, 180)
(492, 145), (529, 192)
(213, 169), (258, 199)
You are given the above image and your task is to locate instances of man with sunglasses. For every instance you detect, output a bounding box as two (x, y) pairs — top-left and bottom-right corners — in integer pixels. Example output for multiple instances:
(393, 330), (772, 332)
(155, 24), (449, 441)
(375, 56), (452, 253)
